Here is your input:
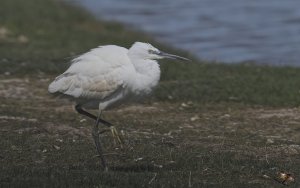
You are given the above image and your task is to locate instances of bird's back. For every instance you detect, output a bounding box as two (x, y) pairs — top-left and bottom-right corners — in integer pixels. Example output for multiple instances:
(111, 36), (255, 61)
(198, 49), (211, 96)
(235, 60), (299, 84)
(48, 45), (136, 106)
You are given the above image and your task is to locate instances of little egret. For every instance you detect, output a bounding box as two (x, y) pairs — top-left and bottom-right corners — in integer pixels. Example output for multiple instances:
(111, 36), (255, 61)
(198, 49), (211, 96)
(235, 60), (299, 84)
(48, 42), (189, 170)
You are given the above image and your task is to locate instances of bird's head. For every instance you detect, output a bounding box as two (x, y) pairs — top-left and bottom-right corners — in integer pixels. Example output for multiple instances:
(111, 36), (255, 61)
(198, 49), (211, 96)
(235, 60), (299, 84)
(128, 42), (190, 61)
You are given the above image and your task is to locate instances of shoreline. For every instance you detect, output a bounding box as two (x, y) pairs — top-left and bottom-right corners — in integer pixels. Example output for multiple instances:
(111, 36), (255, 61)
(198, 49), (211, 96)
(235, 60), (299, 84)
(68, 0), (300, 66)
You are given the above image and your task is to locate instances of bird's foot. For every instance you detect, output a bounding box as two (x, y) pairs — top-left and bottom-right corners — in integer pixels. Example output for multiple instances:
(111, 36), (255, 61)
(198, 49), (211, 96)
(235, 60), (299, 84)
(97, 126), (124, 148)
(110, 126), (123, 148)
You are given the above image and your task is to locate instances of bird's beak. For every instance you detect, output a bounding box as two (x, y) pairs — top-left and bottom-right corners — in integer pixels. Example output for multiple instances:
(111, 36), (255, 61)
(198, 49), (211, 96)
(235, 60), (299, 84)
(158, 51), (190, 61)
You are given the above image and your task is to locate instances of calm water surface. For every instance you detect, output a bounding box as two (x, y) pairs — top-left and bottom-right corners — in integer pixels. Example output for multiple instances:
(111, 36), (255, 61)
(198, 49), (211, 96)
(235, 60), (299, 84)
(70, 0), (300, 66)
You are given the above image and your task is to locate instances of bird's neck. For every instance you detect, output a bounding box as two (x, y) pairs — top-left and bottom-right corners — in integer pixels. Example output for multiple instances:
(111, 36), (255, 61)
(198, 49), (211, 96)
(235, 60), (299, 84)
(130, 58), (161, 95)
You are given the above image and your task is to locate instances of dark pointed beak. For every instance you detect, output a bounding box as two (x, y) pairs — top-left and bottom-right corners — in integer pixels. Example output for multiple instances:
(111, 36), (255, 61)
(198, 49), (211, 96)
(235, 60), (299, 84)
(158, 51), (190, 61)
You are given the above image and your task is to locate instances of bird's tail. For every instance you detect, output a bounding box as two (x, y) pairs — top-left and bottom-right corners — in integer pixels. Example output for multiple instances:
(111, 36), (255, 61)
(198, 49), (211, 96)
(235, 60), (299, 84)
(48, 73), (82, 98)
(48, 74), (68, 94)
(48, 80), (60, 93)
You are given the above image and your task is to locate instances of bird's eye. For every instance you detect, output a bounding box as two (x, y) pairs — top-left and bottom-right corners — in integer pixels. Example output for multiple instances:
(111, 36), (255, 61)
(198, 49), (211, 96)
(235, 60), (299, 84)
(148, 49), (157, 54)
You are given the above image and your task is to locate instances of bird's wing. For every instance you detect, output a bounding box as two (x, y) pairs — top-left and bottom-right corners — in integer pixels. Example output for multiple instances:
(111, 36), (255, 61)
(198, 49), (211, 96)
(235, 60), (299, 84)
(48, 45), (134, 100)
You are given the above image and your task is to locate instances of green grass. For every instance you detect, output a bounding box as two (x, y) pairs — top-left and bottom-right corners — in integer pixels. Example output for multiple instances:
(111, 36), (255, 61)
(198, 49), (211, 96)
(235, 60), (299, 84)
(0, 0), (299, 187)
(157, 63), (300, 106)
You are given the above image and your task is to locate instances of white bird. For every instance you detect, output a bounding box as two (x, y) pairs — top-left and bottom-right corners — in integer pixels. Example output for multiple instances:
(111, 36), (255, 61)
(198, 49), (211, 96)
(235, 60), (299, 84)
(48, 42), (189, 170)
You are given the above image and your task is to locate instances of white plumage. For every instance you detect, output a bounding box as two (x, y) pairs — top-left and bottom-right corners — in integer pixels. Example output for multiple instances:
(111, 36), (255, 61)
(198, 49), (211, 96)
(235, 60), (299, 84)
(49, 42), (168, 110)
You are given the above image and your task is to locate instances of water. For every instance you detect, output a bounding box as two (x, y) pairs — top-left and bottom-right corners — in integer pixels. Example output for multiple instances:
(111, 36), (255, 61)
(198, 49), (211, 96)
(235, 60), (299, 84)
(70, 0), (300, 66)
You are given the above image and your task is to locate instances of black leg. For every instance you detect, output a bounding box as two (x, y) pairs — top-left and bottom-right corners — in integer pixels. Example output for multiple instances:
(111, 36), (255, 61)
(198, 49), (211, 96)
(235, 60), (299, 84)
(75, 104), (123, 165)
(75, 104), (112, 127)
(93, 112), (108, 171)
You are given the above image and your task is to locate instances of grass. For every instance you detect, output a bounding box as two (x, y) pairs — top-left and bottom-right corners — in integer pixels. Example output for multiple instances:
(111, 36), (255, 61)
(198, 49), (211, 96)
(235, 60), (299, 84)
(0, 0), (299, 187)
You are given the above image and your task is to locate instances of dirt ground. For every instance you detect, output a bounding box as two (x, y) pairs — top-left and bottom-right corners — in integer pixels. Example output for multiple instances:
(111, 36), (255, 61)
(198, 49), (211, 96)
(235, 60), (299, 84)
(0, 76), (299, 187)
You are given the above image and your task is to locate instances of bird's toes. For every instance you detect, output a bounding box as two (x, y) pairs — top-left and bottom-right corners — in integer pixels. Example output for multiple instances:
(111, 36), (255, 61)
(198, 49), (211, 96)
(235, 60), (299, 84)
(110, 126), (124, 147)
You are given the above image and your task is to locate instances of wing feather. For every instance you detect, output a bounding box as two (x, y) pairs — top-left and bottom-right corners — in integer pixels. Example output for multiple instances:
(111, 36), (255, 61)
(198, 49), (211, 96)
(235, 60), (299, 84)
(48, 45), (134, 100)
